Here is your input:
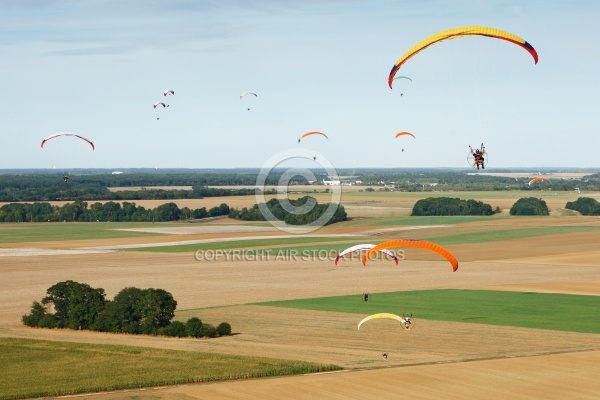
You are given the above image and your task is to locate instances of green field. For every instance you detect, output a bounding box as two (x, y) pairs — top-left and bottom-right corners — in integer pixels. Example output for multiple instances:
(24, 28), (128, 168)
(255, 289), (600, 334)
(427, 225), (600, 245)
(0, 338), (341, 400)
(0, 222), (177, 244)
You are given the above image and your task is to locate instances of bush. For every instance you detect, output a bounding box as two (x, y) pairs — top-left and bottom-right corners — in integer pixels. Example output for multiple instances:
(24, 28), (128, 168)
(216, 322), (232, 336)
(162, 321), (187, 337)
(185, 317), (203, 338)
(202, 325), (217, 338)
(565, 197), (600, 215)
(509, 197), (549, 215)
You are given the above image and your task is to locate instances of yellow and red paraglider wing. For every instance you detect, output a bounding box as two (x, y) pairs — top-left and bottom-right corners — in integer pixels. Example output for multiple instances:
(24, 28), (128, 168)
(395, 132), (415, 139)
(363, 239), (458, 271)
(299, 131), (328, 141)
(388, 26), (538, 88)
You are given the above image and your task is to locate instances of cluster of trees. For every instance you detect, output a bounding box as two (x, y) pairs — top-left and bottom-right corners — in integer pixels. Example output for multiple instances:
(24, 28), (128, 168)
(229, 196), (347, 226)
(22, 280), (231, 338)
(509, 197), (549, 215)
(410, 196), (554, 216)
(411, 197), (495, 216)
(0, 201), (230, 222)
(565, 197), (600, 215)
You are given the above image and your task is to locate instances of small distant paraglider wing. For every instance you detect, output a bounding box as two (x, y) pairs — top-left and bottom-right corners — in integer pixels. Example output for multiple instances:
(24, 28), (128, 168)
(393, 76), (412, 82)
(153, 102), (167, 108)
(163, 90), (175, 96)
(240, 92), (258, 110)
(335, 244), (398, 265)
(388, 26), (538, 88)
(240, 92), (258, 99)
(528, 177), (550, 187)
(363, 239), (458, 271)
(298, 131), (328, 142)
(41, 133), (95, 151)
(358, 313), (409, 330)
(395, 132), (415, 139)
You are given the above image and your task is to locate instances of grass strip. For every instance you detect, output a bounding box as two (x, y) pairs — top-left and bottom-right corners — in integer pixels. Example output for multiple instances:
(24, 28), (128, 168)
(373, 215), (508, 226)
(130, 236), (357, 253)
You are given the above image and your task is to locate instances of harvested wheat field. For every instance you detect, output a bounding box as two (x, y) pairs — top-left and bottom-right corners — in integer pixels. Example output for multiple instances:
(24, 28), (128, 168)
(2, 197), (600, 399)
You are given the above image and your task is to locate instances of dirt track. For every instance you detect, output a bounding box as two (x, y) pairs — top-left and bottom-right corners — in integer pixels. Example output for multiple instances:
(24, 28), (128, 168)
(2, 216), (600, 399)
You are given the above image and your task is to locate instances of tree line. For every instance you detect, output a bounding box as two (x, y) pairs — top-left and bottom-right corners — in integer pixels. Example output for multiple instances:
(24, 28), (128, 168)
(0, 182), (262, 203)
(229, 196), (348, 225)
(0, 201), (230, 222)
(22, 280), (231, 338)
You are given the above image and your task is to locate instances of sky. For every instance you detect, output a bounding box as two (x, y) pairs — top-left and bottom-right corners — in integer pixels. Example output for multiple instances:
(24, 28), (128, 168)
(2, 0), (599, 170)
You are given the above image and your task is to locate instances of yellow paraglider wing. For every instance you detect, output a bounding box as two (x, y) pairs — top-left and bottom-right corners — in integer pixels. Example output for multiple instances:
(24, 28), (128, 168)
(363, 239), (458, 271)
(358, 313), (405, 330)
(388, 26), (538, 88)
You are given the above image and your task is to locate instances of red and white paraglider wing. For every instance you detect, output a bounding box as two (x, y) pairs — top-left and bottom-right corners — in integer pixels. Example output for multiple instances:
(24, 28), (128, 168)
(41, 133), (94, 150)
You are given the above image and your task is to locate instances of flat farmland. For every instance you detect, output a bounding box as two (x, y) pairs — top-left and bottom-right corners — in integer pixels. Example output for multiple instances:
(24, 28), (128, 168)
(1, 190), (600, 399)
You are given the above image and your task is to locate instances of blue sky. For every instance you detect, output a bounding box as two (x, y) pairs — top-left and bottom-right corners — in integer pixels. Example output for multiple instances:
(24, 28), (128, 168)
(2, 0), (599, 169)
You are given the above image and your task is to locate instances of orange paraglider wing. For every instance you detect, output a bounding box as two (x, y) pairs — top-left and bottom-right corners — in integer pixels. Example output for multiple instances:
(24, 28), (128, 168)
(363, 239), (458, 271)
(528, 177), (550, 187)
(299, 131), (328, 142)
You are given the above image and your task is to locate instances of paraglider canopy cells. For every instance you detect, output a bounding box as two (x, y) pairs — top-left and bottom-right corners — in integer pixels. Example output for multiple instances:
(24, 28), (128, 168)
(388, 26), (538, 89)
